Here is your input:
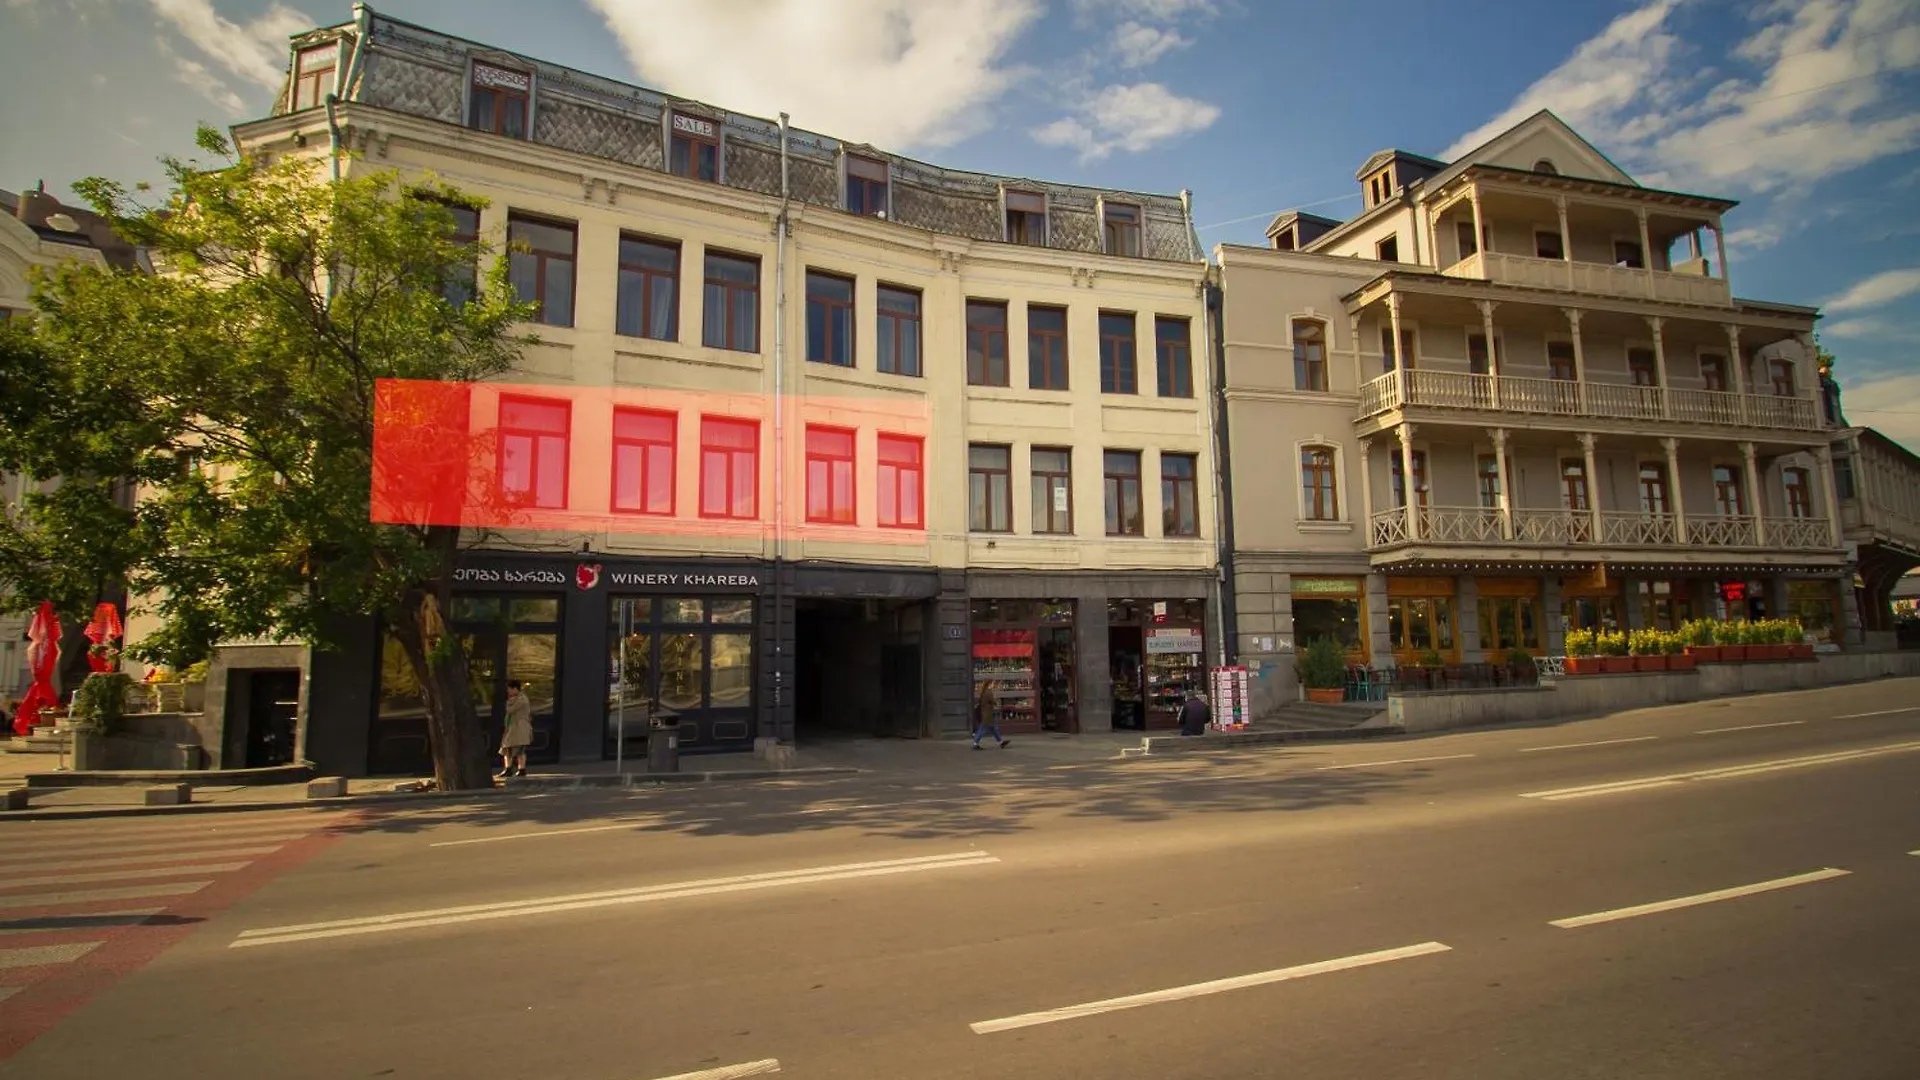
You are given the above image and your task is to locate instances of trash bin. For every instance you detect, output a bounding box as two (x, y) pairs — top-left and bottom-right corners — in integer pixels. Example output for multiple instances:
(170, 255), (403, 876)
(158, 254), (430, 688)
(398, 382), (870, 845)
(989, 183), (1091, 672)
(646, 714), (680, 773)
(175, 744), (202, 771)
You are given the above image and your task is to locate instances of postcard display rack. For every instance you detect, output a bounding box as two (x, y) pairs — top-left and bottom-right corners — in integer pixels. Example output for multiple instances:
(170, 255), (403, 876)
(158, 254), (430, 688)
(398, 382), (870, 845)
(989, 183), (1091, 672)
(972, 628), (1042, 734)
(1142, 626), (1204, 730)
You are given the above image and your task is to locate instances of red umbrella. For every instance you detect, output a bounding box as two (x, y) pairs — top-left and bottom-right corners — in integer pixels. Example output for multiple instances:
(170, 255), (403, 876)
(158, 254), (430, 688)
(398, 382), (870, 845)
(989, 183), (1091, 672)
(83, 601), (123, 674)
(15, 601), (61, 735)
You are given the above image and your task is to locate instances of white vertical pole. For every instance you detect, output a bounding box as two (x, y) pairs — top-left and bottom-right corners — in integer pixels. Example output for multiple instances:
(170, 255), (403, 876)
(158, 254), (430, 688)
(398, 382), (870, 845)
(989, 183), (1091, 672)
(615, 601), (628, 776)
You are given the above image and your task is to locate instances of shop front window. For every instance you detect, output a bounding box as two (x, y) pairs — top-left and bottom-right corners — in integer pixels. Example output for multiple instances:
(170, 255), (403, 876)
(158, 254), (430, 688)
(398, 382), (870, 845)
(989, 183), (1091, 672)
(1635, 579), (1693, 631)
(1477, 595), (1541, 652)
(1291, 577), (1364, 654)
(1387, 597), (1454, 657)
(608, 593), (757, 754)
(1786, 580), (1836, 642)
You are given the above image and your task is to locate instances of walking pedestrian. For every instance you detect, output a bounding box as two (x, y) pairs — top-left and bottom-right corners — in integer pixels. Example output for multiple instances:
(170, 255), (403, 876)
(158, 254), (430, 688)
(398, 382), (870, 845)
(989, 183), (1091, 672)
(497, 680), (533, 779)
(1178, 689), (1211, 736)
(972, 678), (1010, 750)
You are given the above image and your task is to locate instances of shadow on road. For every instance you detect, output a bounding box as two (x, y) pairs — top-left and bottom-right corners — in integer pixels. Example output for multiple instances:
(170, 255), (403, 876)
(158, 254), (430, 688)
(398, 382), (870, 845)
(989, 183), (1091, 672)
(326, 752), (1414, 844)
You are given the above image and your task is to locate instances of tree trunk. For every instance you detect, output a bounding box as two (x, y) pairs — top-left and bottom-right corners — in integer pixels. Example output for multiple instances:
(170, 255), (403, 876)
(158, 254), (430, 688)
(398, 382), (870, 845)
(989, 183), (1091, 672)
(388, 548), (492, 790)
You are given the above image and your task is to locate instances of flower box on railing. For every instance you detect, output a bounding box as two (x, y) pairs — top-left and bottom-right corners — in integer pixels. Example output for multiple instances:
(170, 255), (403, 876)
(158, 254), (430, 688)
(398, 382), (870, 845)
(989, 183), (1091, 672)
(1684, 646), (1722, 663)
(1668, 654), (1697, 672)
(1632, 655), (1669, 672)
(1598, 657), (1635, 674)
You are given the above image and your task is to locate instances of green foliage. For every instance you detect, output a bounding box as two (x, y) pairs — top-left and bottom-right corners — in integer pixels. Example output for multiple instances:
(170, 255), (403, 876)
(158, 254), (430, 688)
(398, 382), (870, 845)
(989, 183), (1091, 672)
(1565, 628), (1597, 657)
(1505, 647), (1533, 670)
(68, 672), (134, 734)
(0, 128), (534, 787)
(1658, 629), (1684, 655)
(1295, 636), (1349, 690)
(1680, 619), (1715, 647)
(1417, 647), (1446, 668)
(180, 659), (210, 684)
(1596, 630), (1630, 657)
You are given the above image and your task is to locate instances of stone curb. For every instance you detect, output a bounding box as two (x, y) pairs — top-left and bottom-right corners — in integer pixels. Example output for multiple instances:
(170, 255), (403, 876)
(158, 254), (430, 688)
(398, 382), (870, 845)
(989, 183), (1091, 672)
(1130, 725), (1406, 756)
(0, 766), (862, 821)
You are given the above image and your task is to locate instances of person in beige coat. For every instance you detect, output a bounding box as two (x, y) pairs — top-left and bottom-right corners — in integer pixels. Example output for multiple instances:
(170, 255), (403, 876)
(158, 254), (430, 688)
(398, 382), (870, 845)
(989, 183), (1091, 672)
(497, 679), (533, 780)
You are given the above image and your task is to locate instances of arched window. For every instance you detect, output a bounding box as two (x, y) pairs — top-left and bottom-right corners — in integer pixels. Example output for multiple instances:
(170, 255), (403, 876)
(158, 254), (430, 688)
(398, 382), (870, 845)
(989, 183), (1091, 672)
(1293, 318), (1328, 391)
(1301, 446), (1339, 521)
(1533, 158), (1559, 175)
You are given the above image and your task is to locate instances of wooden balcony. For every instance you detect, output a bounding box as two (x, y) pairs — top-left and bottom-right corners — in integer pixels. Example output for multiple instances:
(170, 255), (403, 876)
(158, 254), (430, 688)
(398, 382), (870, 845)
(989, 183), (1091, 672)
(1368, 505), (1836, 554)
(1357, 370), (1822, 433)
(1443, 250), (1732, 307)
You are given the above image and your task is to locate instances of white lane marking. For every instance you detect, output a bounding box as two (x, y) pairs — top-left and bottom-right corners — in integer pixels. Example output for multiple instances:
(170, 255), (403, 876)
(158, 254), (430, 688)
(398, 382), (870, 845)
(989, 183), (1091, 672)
(0, 845), (285, 874)
(0, 818), (323, 847)
(0, 909), (162, 937)
(970, 941), (1452, 1034)
(1549, 868), (1852, 929)
(234, 852), (998, 948)
(0, 831), (311, 862)
(1520, 740), (1920, 800)
(0, 862), (252, 891)
(794, 803), (889, 815)
(1519, 736), (1660, 753)
(0, 942), (102, 970)
(1697, 720), (1804, 735)
(1313, 754), (1474, 771)
(1832, 707), (1920, 720)
(0, 881), (211, 911)
(429, 821), (663, 847)
(646, 1060), (781, 1080)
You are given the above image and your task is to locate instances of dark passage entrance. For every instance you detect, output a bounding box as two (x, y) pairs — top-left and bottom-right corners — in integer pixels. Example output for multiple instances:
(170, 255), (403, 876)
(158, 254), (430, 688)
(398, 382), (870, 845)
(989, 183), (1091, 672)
(242, 670), (301, 768)
(794, 598), (924, 740)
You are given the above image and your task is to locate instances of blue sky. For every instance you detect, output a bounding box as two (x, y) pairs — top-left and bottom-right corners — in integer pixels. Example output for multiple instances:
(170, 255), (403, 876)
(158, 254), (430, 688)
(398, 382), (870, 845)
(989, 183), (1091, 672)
(4, 0), (1918, 446)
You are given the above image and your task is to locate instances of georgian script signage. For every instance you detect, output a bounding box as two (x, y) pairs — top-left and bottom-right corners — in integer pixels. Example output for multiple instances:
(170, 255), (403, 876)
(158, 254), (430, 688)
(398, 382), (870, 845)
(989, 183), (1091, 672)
(454, 567), (567, 586)
(671, 113), (716, 139)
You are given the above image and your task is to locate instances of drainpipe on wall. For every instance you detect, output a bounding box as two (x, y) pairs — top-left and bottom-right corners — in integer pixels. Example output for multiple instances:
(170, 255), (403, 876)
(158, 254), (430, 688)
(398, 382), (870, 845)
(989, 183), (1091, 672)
(1204, 273), (1238, 670)
(771, 112), (792, 744)
(323, 94), (343, 186)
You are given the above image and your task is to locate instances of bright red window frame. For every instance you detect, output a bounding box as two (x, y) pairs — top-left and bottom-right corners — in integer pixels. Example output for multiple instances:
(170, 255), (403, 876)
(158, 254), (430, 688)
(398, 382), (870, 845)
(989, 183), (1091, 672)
(611, 407), (676, 515)
(877, 433), (924, 530)
(805, 425), (857, 524)
(700, 416), (759, 520)
(497, 395), (571, 509)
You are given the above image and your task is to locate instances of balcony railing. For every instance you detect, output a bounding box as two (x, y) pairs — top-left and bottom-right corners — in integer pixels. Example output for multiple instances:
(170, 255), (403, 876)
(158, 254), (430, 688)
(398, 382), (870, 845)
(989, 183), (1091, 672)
(1442, 250), (1733, 306)
(1356, 371), (1821, 432)
(1368, 506), (1834, 553)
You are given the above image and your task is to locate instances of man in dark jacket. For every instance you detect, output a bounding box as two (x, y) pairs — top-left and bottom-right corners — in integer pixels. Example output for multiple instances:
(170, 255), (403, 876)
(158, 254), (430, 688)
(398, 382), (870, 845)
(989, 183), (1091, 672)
(1178, 690), (1210, 736)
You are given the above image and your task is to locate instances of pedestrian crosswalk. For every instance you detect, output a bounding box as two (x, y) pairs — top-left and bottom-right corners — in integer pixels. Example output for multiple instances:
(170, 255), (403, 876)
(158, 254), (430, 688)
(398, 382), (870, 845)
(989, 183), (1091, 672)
(0, 810), (345, 1062)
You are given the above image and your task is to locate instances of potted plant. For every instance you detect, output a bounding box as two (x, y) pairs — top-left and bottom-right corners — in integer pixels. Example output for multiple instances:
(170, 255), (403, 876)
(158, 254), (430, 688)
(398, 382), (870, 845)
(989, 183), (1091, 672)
(1662, 629), (1695, 671)
(1505, 647), (1538, 685)
(1597, 630), (1634, 673)
(66, 672), (133, 771)
(180, 659), (209, 713)
(1714, 620), (1749, 662)
(1564, 628), (1599, 675)
(1296, 636), (1350, 704)
(1681, 619), (1720, 663)
(1628, 629), (1669, 672)
(1787, 621), (1815, 660)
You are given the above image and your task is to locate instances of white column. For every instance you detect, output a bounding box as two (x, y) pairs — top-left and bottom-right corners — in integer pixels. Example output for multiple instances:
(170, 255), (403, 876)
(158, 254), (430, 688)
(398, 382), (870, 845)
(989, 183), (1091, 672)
(1742, 440), (1768, 545)
(1564, 307), (1589, 413)
(1580, 432), (1601, 539)
(1358, 437), (1375, 540)
(1470, 183), (1487, 260)
(1647, 315), (1670, 418)
(1636, 207), (1655, 296)
(1713, 215), (1730, 284)
(1815, 443), (1842, 547)
(1388, 292), (1408, 404)
(1491, 427), (1513, 540)
(1477, 298), (1500, 408)
(1349, 313), (1365, 393)
(1398, 422), (1421, 541)
(1662, 436), (1688, 543)
(1724, 323), (1749, 425)
(1555, 195), (1573, 289)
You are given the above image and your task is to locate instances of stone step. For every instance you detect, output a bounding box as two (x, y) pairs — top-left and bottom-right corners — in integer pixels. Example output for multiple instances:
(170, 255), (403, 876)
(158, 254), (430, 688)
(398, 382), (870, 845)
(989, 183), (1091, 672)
(1253, 702), (1387, 731)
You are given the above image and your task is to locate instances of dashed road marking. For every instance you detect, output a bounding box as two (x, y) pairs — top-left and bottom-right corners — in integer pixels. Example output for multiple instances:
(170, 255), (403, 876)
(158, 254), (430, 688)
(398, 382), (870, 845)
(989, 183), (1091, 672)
(1519, 736), (1660, 753)
(646, 1060), (781, 1079)
(1549, 868), (1851, 929)
(1520, 740), (1920, 800)
(0, 862), (253, 891)
(0, 881), (212, 912)
(1314, 754), (1474, 771)
(0, 942), (102, 970)
(1697, 721), (1804, 735)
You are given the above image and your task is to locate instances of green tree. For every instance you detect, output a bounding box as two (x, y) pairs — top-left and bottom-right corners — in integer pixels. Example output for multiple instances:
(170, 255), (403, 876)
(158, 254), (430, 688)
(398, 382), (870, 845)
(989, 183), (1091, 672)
(0, 128), (533, 789)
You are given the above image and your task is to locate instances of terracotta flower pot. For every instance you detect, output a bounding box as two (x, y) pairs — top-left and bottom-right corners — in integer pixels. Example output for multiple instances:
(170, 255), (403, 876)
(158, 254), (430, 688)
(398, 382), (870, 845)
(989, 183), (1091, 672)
(1719, 645), (1749, 661)
(1600, 656), (1635, 674)
(1667, 654), (1697, 672)
(1306, 687), (1346, 704)
(1790, 643), (1815, 660)
(1684, 645), (1721, 663)
(1634, 655), (1669, 672)
(1564, 657), (1600, 675)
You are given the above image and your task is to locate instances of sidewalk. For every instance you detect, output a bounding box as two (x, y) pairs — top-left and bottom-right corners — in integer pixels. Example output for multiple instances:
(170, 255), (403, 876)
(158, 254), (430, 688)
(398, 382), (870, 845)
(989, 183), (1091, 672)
(0, 730), (1161, 819)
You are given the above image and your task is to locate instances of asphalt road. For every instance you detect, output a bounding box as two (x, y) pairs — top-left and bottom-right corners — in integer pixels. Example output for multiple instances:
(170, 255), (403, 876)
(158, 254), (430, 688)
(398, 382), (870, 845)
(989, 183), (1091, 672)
(4, 678), (1919, 1079)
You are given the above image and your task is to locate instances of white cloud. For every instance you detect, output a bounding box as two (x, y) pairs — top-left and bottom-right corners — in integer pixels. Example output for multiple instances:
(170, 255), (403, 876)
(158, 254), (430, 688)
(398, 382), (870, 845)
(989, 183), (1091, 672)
(1839, 369), (1920, 452)
(1072, 0), (1216, 18)
(1032, 81), (1219, 161)
(154, 37), (247, 113)
(583, 0), (1041, 150)
(148, 0), (309, 91)
(1443, 0), (1920, 195)
(1826, 267), (1920, 312)
(1823, 316), (1897, 338)
(1724, 223), (1784, 254)
(1113, 20), (1190, 67)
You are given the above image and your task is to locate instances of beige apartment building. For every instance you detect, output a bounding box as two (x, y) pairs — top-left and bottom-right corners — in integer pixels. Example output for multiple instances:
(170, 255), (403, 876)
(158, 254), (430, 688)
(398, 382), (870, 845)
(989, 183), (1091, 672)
(1218, 111), (1853, 710)
(234, 7), (1218, 774)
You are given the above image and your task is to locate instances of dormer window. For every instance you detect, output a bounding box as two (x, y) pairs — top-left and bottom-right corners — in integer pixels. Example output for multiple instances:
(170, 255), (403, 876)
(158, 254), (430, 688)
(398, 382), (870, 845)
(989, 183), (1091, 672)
(1533, 159), (1559, 175)
(1005, 190), (1047, 246)
(1102, 201), (1141, 257)
(1272, 228), (1296, 251)
(670, 113), (720, 182)
(291, 43), (338, 112)
(1366, 169), (1394, 207)
(846, 155), (889, 217)
(469, 62), (530, 139)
